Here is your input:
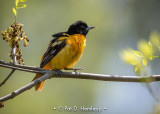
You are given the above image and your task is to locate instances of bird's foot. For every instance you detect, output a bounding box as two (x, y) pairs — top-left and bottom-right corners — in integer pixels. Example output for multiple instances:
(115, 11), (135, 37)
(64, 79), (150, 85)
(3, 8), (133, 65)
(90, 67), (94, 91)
(55, 70), (63, 76)
(64, 67), (84, 72)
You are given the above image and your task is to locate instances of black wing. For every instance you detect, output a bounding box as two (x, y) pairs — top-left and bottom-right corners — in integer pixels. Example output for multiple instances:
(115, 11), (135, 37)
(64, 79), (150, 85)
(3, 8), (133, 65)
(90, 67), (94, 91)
(52, 32), (69, 37)
(40, 32), (69, 68)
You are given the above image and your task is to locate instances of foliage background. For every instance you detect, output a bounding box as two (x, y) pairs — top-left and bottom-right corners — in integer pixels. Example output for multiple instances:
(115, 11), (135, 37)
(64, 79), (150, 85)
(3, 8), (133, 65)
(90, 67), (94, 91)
(0, 0), (160, 114)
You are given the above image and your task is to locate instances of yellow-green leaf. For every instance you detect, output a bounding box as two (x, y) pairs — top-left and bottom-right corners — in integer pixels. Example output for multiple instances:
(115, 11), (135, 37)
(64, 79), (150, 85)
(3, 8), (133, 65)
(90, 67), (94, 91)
(23, 39), (28, 47)
(149, 56), (153, 60)
(133, 50), (143, 57)
(134, 66), (138, 72)
(138, 40), (152, 59)
(150, 31), (160, 52)
(142, 58), (147, 66)
(9, 42), (12, 47)
(134, 64), (143, 76)
(12, 8), (17, 16)
(15, 0), (19, 8)
(121, 49), (140, 65)
(19, 0), (27, 2)
(17, 4), (27, 9)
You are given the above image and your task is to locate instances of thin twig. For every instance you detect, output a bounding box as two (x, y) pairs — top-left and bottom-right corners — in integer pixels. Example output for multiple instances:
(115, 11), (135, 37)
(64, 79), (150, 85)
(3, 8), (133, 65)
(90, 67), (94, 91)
(0, 69), (15, 87)
(0, 60), (47, 74)
(0, 60), (160, 102)
(0, 72), (51, 102)
(0, 47), (17, 87)
(146, 84), (160, 102)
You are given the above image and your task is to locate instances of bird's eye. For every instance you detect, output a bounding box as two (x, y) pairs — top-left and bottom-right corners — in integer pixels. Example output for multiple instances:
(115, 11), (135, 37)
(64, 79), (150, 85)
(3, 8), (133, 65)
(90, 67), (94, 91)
(81, 25), (85, 30)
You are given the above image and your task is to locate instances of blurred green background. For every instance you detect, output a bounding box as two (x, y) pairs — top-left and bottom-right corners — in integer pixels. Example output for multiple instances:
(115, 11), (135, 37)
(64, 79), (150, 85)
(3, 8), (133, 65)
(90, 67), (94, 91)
(0, 0), (160, 114)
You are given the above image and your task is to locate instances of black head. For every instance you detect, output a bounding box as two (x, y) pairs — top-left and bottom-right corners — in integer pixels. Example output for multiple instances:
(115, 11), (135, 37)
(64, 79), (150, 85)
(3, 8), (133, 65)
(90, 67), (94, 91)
(67, 20), (95, 36)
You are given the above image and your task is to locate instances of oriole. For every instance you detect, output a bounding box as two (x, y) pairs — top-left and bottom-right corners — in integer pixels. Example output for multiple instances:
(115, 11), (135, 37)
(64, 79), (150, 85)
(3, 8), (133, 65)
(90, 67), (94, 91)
(33, 20), (95, 91)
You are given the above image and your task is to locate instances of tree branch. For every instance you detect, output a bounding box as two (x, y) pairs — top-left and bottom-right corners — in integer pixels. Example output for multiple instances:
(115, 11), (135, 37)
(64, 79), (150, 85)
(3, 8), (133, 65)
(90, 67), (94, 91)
(0, 72), (51, 102)
(0, 46), (17, 87)
(0, 60), (47, 74)
(0, 60), (160, 103)
(0, 69), (15, 87)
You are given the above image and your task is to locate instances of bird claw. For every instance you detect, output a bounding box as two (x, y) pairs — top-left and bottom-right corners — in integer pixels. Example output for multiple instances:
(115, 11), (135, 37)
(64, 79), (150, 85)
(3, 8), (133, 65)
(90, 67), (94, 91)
(55, 70), (63, 76)
(64, 67), (84, 72)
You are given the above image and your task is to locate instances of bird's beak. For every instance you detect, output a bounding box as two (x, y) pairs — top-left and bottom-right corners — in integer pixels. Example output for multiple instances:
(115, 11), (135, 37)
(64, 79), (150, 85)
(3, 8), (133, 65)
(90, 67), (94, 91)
(87, 26), (95, 31)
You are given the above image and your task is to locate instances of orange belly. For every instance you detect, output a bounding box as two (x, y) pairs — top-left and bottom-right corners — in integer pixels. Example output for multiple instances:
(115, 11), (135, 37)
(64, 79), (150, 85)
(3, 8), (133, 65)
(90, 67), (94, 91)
(47, 34), (86, 70)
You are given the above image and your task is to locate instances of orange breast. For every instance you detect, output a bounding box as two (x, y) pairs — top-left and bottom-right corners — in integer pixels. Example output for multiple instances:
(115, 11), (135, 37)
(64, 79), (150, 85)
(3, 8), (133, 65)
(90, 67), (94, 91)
(48, 34), (86, 70)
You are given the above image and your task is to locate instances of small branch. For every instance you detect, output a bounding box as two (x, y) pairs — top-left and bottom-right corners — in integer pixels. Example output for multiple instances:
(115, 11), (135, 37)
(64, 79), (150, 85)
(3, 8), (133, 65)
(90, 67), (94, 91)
(0, 72), (51, 102)
(0, 60), (47, 74)
(146, 84), (159, 102)
(0, 46), (17, 87)
(0, 60), (160, 103)
(0, 69), (15, 87)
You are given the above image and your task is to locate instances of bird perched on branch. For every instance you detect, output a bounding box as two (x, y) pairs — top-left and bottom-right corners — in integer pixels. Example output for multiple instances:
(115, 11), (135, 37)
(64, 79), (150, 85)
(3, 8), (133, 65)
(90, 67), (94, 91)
(33, 20), (95, 91)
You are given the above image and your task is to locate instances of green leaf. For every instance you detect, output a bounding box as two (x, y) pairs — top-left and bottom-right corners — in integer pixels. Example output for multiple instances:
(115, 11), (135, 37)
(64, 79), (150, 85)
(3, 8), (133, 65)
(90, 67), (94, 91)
(142, 58), (147, 66)
(17, 4), (27, 9)
(138, 40), (152, 59)
(12, 8), (17, 16)
(19, 0), (27, 2)
(133, 50), (143, 57)
(134, 64), (143, 76)
(15, 0), (19, 8)
(134, 66), (138, 72)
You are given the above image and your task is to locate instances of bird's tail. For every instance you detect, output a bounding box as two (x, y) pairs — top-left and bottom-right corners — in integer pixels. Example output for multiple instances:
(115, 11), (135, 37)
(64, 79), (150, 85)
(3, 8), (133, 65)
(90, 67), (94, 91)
(32, 64), (51, 91)
(32, 73), (45, 91)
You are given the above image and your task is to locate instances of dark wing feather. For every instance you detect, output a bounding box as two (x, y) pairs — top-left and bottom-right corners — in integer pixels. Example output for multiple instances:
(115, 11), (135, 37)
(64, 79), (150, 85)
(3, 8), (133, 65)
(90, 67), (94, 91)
(40, 32), (68, 68)
(52, 32), (69, 37)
